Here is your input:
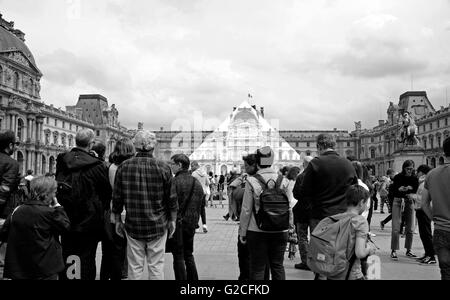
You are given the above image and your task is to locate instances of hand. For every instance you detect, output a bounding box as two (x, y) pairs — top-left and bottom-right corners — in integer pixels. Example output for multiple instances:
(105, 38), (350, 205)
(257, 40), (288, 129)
(115, 222), (125, 238)
(168, 220), (176, 239)
(239, 235), (247, 245)
(399, 186), (407, 192)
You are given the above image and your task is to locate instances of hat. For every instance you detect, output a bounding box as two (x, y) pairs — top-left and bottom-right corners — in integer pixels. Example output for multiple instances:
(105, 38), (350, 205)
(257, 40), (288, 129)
(256, 146), (274, 167)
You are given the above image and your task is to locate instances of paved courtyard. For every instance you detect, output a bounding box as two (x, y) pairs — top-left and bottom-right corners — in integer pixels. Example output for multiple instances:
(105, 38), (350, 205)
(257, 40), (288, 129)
(94, 201), (441, 280)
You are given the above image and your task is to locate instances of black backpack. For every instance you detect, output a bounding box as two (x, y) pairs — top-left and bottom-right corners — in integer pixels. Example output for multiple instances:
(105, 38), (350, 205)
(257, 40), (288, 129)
(252, 174), (290, 231)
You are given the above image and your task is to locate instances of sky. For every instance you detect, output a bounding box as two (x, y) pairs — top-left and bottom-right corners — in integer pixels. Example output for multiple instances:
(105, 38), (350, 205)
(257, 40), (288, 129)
(1, 0), (450, 132)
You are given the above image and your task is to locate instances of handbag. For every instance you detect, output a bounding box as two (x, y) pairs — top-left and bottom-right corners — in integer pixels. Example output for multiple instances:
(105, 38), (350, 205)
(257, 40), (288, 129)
(165, 179), (196, 253)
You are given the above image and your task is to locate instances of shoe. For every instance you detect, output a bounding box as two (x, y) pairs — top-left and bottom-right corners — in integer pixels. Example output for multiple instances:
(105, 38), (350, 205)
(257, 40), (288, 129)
(421, 256), (437, 264)
(380, 221), (385, 231)
(223, 215), (229, 221)
(406, 251), (417, 258)
(416, 255), (427, 262)
(380, 211), (385, 214)
(295, 263), (310, 271)
(391, 251), (398, 260)
(203, 225), (208, 233)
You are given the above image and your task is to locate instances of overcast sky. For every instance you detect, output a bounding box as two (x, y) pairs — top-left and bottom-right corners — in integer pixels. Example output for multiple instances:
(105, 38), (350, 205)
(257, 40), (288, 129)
(1, 0), (450, 132)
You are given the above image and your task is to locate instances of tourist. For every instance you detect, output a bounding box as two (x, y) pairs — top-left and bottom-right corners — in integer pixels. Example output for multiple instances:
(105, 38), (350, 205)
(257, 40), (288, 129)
(380, 169), (395, 229)
(55, 129), (112, 280)
(422, 137), (450, 280)
(112, 130), (177, 280)
(224, 170), (240, 221)
(0, 176), (70, 280)
(292, 156), (314, 271)
(239, 146), (290, 280)
(0, 130), (20, 270)
(100, 138), (135, 280)
(169, 154), (204, 280)
(389, 160), (419, 260)
(191, 161), (210, 233)
(408, 164), (436, 264)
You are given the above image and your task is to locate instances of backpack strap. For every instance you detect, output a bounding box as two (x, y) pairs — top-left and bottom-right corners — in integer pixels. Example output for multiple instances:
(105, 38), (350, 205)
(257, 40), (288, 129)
(275, 174), (284, 190)
(253, 174), (267, 191)
(345, 253), (357, 280)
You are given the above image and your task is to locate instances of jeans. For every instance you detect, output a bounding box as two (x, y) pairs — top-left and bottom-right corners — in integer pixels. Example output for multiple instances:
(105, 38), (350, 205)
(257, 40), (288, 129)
(247, 231), (288, 280)
(416, 210), (435, 257)
(433, 229), (450, 280)
(126, 231), (167, 280)
(100, 223), (127, 280)
(296, 222), (309, 264)
(201, 196), (207, 225)
(238, 237), (250, 280)
(172, 226), (198, 280)
(61, 233), (100, 280)
(391, 198), (414, 251)
(367, 196), (374, 230)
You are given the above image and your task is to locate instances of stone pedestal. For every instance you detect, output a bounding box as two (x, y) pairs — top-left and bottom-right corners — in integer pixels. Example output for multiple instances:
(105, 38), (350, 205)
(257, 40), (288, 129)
(392, 146), (425, 174)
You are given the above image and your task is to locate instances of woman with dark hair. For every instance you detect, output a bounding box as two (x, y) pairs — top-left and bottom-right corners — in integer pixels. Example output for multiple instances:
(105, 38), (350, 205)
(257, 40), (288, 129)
(100, 138), (136, 280)
(389, 160), (419, 260)
(408, 164), (436, 264)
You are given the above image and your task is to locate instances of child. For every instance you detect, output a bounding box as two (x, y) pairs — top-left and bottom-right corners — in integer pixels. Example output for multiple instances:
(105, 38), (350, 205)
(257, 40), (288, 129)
(345, 184), (377, 280)
(0, 176), (70, 280)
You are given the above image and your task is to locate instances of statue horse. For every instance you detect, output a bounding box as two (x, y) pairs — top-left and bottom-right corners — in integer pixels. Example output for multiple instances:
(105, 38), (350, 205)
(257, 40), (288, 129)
(398, 114), (420, 147)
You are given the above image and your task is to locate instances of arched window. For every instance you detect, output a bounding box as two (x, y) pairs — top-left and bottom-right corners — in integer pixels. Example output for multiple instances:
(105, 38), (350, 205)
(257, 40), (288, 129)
(370, 148), (376, 159)
(42, 155), (47, 174)
(0, 66), (3, 84)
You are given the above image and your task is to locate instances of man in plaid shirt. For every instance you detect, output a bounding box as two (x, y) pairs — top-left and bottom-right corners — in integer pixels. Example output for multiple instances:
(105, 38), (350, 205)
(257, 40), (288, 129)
(112, 130), (178, 280)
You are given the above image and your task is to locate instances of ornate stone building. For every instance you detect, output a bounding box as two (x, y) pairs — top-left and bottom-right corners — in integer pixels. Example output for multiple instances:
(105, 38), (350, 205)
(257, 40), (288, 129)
(0, 14), (130, 175)
(353, 91), (450, 176)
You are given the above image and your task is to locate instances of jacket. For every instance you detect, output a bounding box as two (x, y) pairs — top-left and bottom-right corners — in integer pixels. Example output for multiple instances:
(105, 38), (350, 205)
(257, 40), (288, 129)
(192, 168), (210, 196)
(170, 170), (204, 230)
(0, 200), (70, 279)
(239, 167), (289, 236)
(297, 150), (357, 220)
(0, 152), (20, 218)
(292, 172), (311, 224)
(55, 148), (111, 234)
(389, 173), (419, 200)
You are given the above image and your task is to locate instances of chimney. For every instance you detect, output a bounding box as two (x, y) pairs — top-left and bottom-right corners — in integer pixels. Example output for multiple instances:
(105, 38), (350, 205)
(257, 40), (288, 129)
(251, 105), (257, 111)
(378, 120), (384, 126)
(138, 122), (144, 130)
(260, 107), (265, 117)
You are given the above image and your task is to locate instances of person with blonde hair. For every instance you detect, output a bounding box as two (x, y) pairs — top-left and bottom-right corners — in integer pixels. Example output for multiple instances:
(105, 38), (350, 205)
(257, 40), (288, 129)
(0, 176), (70, 280)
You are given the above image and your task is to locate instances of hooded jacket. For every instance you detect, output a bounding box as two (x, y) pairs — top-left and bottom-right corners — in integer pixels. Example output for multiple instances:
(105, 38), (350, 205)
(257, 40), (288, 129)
(192, 168), (210, 195)
(55, 148), (111, 234)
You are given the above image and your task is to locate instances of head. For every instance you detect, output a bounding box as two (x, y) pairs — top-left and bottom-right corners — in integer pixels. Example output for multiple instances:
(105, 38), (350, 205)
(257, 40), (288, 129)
(26, 170), (33, 176)
(280, 166), (290, 177)
(171, 154), (190, 175)
(316, 133), (336, 154)
(0, 130), (19, 156)
(346, 155), (357, 162)
(30, 176), (58, 206)
(133, 130), (157, 153)
(351, 161), (364, 180)
(402, 160), (415, 177)
(191, 161), (200, 172)
(417, 164), (432, 178)
(345, 184), (370, 215)
(208, 172), (213, 177)
(243, 154), (257, 175)
(386, 168), (395, 180)
(256, 146), (274, 169)
(111, 138), (135, 165)
(91, 141), (106, 160)
(303, 156), (313, 170)
(286, 166), (301, 180)
(444, 137), (450, 158)
(75, 129), (96, 151)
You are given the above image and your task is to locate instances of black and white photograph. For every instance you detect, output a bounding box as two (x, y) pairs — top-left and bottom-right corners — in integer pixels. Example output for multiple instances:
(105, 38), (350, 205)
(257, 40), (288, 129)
(1, 0), (450, 286)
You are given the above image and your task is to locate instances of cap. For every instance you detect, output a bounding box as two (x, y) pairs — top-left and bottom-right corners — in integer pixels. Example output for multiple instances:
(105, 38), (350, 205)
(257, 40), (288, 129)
(256, 146), (274, 167)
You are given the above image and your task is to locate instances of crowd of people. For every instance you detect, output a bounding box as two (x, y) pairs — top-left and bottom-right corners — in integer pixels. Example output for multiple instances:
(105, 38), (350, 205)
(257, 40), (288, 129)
(0, 128), (449, 280)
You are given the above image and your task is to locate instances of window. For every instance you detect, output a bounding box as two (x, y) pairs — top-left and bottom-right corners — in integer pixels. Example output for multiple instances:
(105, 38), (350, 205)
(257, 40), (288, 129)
(13, 72), (19, 90)
(54, 119), (57, 126)
(370, 149), (376, 159)
(438, 120), (440, 128)
(423, 125), (426, 132)
(446, 118), (448, 126)
(347, 142), (350, 147)
(371, 137), (374, 143)
(306, 150), (311, 156)
(62, 121), (65, 129)
(307, 142), (310, 147)
(70, 124), (72, 131)
(438, 136), (442, 148)
(96, 130), (100, 137)
(46, 117), (49, 124)
(430, 123), (433, 130)
(423, 139), (427, 149)
(53, 135), (58, 145)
